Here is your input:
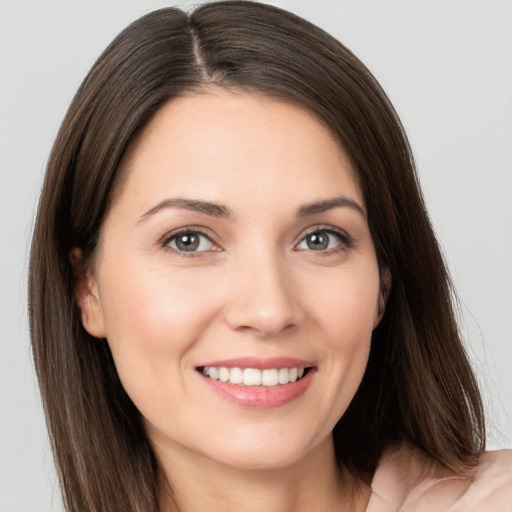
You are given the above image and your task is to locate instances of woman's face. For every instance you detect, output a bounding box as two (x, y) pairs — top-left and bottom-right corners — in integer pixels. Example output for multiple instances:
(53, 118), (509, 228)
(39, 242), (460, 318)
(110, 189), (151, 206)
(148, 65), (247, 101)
(81, 90), (383, 471)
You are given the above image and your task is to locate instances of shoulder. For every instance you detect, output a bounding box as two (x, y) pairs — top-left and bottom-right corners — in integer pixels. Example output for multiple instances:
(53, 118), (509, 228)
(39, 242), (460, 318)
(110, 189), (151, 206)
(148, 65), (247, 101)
(366, 442), (512, 512)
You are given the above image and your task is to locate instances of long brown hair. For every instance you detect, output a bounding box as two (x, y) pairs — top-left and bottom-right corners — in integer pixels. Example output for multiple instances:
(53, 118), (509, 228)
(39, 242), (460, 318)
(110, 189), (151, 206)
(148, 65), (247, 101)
(28, 2), (485, 511)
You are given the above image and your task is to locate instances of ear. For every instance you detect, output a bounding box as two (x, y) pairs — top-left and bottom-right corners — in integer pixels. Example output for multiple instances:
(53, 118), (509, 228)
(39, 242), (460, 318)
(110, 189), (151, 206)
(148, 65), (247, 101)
(69, 247), (106, 338)
(374, 267), (391, 328)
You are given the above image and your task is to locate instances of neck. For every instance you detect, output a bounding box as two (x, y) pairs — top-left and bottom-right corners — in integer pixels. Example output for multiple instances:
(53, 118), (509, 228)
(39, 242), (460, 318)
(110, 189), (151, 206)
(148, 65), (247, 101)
(155, 436), (370, 512)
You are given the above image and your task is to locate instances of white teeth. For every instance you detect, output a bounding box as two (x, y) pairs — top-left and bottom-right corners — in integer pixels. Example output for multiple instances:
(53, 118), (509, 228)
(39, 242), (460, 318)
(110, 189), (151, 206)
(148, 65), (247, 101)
(243, 368), (262, 386)
(278, 368), (290, 384)
(219, 367), (230, 382)
(229, 367), (243, 384)
(201, 366), (307, 386)
(261, 369), (279, 387)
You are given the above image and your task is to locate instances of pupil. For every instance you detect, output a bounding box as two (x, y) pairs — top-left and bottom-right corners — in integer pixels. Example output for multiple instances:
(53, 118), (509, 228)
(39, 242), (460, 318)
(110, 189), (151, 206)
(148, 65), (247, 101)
(307, 232), (328, 250)
(177, 234), (199, 251)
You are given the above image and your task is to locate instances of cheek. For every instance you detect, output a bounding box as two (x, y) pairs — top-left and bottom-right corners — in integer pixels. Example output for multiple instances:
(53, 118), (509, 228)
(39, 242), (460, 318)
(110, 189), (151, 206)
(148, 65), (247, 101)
(97, 263), (221, 401)
(306, 264), (379, 406)
(103, 263), (219, 345)
(319, 293), (374, 385)
(309, 263), (381, 343)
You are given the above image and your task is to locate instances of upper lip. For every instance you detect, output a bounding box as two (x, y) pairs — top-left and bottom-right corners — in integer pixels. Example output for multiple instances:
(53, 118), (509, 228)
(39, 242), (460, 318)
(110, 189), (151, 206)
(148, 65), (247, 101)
(197, 356), (315, 370)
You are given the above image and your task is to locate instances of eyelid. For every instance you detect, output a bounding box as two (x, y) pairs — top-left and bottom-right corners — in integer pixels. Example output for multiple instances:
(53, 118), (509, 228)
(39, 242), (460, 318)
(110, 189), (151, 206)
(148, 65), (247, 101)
(159, 224), (352, 256)
(160, 226), (221, 253)
(295, 225), (353, 252)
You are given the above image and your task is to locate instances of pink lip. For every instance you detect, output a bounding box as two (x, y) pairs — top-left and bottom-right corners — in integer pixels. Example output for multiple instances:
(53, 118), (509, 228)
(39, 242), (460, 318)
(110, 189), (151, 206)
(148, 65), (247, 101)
(198, 356), (315, 370)
(197, 358), (316, 409)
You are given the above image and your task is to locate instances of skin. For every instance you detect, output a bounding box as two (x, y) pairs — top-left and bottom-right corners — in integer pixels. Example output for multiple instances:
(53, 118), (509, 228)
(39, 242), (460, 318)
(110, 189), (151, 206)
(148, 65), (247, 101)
(76, 89), (385, 511)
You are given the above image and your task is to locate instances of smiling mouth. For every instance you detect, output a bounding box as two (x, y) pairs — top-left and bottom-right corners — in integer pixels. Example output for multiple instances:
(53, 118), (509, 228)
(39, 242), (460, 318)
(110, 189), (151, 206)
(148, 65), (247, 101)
(198, 366), (310, 387)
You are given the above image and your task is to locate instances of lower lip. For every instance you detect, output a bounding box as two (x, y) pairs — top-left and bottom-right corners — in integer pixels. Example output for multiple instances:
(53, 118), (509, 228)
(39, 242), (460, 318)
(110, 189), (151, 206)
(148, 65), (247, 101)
(200, 369), (315, 409)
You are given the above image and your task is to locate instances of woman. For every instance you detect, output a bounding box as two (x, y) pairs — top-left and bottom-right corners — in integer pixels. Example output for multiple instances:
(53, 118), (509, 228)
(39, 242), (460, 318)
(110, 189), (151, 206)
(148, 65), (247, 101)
(28, 1), (512, 511)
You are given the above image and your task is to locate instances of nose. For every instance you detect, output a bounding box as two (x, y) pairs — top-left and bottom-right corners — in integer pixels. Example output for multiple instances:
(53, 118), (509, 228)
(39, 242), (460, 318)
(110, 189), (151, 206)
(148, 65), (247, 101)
(223, 252), (303, 338)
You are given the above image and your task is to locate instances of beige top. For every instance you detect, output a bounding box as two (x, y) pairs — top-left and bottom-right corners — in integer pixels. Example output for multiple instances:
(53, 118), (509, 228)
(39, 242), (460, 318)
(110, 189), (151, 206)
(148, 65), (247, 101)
(367, 443), (512, 511)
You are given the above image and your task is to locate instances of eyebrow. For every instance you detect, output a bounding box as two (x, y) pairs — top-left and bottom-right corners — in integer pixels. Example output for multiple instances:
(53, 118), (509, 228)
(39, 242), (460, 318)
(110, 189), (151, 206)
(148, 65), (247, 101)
(139, 198), (232, 221)
(297, 196), (366, 219)
(139, 195), (366, 222)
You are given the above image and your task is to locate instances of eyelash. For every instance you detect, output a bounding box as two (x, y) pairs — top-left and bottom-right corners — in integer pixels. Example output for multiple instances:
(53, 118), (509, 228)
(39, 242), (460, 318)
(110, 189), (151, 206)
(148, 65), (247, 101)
(161, 225), (353, 256)
(161, 227), (219, 258)
(296, 225), (353, 255)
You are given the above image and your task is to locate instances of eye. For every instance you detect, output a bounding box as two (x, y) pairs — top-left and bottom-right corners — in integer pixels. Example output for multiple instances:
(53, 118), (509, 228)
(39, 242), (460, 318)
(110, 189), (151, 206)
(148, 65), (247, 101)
(166, 231), (216, 253)
(296, 229), (349, 252)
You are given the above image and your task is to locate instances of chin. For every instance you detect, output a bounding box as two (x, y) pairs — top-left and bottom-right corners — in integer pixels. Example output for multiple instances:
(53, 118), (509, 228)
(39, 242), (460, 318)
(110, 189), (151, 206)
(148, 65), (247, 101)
(197, 427), (327, 472)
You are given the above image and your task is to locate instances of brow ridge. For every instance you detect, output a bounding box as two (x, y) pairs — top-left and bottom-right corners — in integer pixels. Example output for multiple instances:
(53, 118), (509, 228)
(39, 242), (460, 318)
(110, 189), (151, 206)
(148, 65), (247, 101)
(139, 195), (365, 222)
(139, 198), (231, 221)
(297, 196), (366, 218)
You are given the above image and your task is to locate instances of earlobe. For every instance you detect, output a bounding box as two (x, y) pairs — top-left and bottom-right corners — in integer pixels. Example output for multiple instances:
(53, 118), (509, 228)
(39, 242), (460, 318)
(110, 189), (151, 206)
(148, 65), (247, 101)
(69, 248), (106, 338)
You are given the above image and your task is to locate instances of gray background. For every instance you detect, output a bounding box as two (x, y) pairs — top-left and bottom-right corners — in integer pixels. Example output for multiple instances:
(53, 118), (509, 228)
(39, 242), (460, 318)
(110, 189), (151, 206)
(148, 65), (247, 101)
(1, 1), (510, 510)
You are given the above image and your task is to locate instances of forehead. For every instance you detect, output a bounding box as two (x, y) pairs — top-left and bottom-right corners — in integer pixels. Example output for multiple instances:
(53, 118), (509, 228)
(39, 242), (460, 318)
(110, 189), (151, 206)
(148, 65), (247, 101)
(114, 89), (363, 216)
